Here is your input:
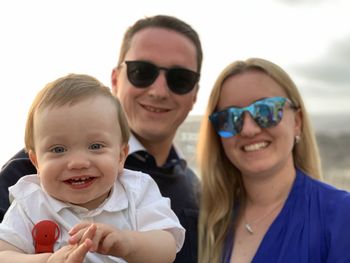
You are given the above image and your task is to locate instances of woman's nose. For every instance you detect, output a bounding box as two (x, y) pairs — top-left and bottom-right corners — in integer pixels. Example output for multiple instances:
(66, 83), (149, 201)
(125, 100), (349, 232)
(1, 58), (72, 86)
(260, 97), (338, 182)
(239, 112), (262, 137)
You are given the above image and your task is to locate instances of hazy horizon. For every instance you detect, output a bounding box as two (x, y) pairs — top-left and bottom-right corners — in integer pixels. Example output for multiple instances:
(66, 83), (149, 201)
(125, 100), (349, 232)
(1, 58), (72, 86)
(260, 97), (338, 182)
(1, 0), (350, 166)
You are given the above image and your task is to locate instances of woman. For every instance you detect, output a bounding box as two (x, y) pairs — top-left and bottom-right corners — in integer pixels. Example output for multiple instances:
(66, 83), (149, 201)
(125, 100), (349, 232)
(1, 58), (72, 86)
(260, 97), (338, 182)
(197, 58), (350, 262)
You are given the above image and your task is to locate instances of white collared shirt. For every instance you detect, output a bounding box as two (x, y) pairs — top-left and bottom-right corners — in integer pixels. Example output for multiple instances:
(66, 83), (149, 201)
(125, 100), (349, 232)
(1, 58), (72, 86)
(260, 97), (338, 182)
(0, 169), (185, 262)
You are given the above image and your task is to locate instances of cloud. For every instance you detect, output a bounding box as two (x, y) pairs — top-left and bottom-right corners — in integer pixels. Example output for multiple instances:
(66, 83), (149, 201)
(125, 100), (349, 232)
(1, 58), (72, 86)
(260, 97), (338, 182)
(276, 0), (336, 5)
(291, 35), (350, 93)
(286, 35), (350, 114)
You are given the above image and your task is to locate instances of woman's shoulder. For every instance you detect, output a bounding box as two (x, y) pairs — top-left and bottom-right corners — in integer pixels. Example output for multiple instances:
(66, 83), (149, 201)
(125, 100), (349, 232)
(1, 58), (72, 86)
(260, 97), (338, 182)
(304, 172), (350, 198)
(303, 174), (350, 260)
(301, 171), (350, 216)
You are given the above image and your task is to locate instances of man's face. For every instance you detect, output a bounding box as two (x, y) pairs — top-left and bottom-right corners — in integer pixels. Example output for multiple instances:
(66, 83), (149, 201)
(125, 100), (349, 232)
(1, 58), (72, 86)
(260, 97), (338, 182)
(112, 27), (198, 145)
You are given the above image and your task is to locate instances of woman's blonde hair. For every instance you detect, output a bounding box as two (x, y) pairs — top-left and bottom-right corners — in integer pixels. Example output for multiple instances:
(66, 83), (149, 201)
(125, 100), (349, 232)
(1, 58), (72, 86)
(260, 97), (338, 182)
(25, 73), (130, 152)
(197, 58), (322, 262)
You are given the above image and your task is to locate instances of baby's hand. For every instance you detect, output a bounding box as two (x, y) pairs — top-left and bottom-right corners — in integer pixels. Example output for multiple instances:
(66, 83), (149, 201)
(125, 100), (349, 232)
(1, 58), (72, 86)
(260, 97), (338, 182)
(68, 223), (97, 248)
(68, 222), (131, 257)
(47, 239), (93, 263)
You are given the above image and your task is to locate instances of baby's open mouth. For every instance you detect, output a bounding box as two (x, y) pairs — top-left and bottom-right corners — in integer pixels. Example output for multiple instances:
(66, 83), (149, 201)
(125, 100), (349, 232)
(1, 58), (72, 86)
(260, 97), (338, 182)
(64, 176), (96, 186)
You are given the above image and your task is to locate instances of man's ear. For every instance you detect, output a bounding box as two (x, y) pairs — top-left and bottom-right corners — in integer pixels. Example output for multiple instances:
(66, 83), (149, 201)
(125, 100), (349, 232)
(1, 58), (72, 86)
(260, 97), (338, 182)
(28, 150), (39, 171)
(118, 143), (129, 174)
(111, 67), (119, 96)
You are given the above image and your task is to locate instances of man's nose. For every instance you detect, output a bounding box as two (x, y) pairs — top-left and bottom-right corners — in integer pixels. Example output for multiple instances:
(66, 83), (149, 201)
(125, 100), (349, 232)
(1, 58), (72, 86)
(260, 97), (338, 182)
(147, 71), (171, 98)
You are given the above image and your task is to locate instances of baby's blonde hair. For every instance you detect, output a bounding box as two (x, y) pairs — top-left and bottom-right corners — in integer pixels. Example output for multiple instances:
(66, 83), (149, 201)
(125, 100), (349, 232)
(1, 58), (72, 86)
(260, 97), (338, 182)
(25, 73), (130, 152)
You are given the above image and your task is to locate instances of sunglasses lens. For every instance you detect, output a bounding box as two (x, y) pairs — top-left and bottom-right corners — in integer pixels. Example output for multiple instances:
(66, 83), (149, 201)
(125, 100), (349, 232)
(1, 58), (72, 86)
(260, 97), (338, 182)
(125, 61), (199, 95)
(210, 97), (287, 138)
(209, 109), (241, 138)
(125, 61), (158, 87)
(167, 68), (199, 95)
(254, 98), (285, 128)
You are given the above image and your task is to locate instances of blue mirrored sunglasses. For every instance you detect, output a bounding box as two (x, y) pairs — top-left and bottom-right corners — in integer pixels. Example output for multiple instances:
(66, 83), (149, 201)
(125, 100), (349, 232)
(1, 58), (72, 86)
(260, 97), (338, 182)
(209, 97), (294, 138)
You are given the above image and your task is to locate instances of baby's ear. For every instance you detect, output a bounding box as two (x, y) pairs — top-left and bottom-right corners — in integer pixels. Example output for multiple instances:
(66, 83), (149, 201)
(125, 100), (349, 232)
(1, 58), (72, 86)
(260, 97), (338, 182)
(28, 150), (39, 172)
(118, 143), (129, 173)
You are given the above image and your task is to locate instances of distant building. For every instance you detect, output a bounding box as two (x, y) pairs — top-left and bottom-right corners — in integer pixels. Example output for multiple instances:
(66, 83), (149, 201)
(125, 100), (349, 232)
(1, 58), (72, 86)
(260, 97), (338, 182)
(174, 115), (202, 174)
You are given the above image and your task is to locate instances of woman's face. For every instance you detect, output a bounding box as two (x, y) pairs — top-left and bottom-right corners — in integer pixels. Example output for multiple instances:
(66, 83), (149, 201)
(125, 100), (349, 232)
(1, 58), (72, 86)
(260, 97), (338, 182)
(216, 70), (301, 179)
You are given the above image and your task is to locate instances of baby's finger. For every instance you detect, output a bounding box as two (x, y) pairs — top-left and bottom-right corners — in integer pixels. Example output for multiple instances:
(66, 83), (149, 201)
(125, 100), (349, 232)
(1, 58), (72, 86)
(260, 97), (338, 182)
(68, 239), (93, 262)
(69, 221), (92, 235)
(80, 224), (97, 245)
(69, 224), (96, 245)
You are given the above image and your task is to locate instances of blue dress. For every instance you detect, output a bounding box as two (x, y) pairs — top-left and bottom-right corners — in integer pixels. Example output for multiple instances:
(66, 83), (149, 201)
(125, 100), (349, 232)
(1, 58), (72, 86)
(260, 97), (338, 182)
(223, 169), (350, 263)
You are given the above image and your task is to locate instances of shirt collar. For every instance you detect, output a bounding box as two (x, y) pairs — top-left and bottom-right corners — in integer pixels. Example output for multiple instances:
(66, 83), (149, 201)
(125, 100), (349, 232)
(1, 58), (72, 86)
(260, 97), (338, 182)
(45, 178), (129, 215)
(128, 133), (185, 159)
(128, 133), (146, 154)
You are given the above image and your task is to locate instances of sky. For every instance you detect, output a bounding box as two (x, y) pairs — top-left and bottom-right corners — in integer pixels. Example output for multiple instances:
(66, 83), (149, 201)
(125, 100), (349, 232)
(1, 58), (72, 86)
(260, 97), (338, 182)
(0, 0), (350, 165)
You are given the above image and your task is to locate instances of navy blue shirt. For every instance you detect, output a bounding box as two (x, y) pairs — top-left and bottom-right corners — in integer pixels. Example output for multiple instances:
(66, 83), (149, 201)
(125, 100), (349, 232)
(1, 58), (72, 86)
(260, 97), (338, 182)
(126, 150), (199, 263)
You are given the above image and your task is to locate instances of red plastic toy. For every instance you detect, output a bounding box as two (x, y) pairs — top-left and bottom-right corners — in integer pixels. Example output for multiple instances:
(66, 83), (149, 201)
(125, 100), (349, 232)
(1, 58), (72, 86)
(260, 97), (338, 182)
(32, 220), (60, 253)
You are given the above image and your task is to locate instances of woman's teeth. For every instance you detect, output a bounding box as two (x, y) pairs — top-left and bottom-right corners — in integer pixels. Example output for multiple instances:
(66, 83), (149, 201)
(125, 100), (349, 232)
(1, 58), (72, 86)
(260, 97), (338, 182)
(244, 142), (268, 152)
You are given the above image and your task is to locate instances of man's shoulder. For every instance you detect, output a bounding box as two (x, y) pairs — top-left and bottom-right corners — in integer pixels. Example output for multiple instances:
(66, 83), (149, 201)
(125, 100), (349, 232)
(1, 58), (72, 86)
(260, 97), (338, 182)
(0, 149), (36, 205)
(1, 149), (29, 167)
(1, 149), (35, 180)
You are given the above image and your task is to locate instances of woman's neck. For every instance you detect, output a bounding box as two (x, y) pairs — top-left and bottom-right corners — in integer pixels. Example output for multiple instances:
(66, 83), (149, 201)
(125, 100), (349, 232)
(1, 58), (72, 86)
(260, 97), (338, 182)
(242, 162), (296, 207)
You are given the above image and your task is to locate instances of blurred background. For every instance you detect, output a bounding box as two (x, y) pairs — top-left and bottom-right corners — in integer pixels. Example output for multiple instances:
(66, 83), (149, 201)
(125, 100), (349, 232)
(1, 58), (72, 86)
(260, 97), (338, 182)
(1, 0), (349, 189)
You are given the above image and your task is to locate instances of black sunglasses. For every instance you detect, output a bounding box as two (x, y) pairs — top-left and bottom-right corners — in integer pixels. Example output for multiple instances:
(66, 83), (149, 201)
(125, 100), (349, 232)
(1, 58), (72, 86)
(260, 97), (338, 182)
(124, 60), (200, 95)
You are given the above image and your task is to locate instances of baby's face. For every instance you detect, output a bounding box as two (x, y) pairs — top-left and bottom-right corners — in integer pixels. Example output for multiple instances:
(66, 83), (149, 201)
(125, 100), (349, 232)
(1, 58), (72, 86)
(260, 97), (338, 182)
(29, 96), (128, 210)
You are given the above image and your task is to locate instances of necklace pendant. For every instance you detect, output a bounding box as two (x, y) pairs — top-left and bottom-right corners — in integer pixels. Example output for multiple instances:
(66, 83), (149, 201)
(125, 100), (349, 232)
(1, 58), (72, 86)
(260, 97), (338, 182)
(245, 223), (254, 234)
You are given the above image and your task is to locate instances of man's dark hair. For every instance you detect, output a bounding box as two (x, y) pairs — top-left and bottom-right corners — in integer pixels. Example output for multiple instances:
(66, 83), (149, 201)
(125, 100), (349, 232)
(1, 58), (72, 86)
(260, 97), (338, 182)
(117, 15), (203, 74)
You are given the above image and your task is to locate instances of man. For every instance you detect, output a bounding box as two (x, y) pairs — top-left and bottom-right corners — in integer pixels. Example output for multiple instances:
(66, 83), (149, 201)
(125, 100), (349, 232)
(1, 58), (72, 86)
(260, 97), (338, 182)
(0, 15), (202, 263)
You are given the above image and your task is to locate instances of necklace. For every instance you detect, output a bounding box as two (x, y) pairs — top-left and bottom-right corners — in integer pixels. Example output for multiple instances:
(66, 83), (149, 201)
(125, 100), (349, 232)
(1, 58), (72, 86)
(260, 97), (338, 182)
(243, 201), (284, 235)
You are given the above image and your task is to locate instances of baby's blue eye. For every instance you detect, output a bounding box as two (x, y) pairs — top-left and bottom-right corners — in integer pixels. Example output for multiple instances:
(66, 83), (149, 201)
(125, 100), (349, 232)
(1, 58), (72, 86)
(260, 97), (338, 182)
(51, 146), (66, 153)
(89, 143), (103, 150)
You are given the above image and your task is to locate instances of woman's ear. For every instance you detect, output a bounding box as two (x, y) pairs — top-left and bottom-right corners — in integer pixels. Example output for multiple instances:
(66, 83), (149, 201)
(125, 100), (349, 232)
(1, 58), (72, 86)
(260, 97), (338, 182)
(294, 108), (302, 136)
